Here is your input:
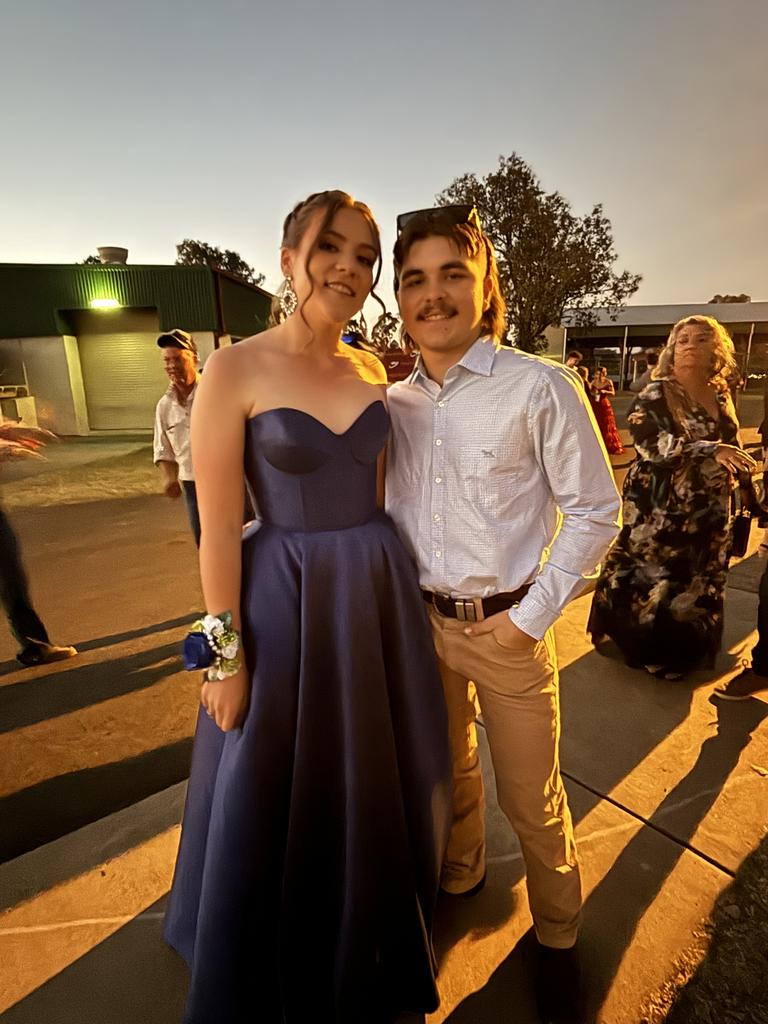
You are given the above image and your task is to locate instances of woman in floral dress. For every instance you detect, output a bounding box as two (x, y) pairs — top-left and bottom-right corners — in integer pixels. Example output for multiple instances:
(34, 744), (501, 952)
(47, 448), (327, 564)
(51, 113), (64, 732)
(588, 316), (755, 679)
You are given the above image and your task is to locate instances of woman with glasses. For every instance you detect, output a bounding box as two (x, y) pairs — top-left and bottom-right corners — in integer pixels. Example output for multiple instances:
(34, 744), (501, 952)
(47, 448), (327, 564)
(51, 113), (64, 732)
(164, 190), (452, 1024)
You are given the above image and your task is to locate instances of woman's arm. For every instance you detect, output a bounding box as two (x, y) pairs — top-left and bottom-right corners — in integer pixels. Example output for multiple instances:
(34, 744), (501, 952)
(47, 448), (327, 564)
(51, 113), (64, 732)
(629, 383), (737, 468)
(191, 348), (250, 731)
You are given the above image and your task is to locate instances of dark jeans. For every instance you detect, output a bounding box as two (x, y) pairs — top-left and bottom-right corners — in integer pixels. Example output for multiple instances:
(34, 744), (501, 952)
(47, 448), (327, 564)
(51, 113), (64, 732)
(752, 559), (768, 677)
(0, 503), (49, 650)
(181, 480), (201, 548)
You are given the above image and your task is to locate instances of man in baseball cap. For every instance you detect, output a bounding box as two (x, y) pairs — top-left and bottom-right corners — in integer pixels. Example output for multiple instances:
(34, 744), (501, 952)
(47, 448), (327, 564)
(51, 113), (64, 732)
(156, 328), (198, 355)
(153, 329), (201, 545)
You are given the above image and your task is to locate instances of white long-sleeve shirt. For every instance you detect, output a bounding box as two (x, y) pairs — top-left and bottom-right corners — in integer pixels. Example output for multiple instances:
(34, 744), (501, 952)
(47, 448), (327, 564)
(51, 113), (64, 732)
(385, 338), (621, 639)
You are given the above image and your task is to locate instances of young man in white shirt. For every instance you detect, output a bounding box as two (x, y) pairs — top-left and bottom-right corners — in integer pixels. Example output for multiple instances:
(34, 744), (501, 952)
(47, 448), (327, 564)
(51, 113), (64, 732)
(385, 206), (621, 1023)
(154, 329), (201, 545)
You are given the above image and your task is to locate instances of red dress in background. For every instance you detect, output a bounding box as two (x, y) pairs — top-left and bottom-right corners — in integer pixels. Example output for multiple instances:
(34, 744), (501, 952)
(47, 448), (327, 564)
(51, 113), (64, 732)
(591, 387), (624, 454)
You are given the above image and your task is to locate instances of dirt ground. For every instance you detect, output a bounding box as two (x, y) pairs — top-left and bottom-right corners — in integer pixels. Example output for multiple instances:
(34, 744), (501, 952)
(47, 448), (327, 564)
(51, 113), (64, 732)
(640, 831), (768, 1023)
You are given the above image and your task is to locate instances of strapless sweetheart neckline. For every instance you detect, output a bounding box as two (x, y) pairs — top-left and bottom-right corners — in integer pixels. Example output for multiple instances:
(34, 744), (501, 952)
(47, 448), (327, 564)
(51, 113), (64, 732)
(246, 400), (385, 437)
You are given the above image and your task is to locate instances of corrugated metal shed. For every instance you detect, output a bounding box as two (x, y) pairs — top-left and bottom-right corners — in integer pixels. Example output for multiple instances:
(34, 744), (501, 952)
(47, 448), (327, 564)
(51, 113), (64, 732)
(217, 272), (272, 338)
(0, 264), (273, 338)
(563, 301), (768, 329)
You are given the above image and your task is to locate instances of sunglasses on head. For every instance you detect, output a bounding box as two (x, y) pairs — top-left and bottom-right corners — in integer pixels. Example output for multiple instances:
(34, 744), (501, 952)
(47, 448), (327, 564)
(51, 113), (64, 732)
(396, 204), (483, 234)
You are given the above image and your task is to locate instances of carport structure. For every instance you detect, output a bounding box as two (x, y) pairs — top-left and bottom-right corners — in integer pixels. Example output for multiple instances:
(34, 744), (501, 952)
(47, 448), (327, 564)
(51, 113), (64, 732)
(551, 301), (768, 389)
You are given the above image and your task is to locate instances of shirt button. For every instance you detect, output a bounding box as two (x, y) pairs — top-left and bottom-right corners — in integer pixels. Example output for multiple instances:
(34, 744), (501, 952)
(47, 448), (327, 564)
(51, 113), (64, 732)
(434, 476), (443, 484)
(435, 439), (443, 446)
(433, 513), (441, 522)
(437, 400), (446, 408)
(435, 550), (442, 559)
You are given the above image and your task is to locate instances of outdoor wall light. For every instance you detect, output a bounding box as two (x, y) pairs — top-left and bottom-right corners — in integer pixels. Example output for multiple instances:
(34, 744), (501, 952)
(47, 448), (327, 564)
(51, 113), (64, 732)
(90, 298), (121, 309)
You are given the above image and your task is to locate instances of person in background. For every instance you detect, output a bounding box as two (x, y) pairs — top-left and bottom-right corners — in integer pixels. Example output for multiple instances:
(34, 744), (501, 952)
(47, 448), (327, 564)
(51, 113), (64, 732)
(565, 350), (583, 369)
(589, 315), (754, 681)
(0, 423), (77, 667)
(575, 364), (593, 398)
(715, 438), (768, 700)
(629, 350), (659, 393)
(153, 329), (201, 545)
(590, 366), (624, 455)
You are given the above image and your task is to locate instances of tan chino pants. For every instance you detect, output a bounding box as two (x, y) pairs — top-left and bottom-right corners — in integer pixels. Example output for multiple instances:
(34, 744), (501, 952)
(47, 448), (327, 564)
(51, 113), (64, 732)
(428, 606), (582, 949)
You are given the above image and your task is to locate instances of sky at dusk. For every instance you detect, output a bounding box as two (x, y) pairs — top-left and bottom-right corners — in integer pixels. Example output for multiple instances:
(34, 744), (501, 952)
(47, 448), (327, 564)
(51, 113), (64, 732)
(1, 0), (766, 316)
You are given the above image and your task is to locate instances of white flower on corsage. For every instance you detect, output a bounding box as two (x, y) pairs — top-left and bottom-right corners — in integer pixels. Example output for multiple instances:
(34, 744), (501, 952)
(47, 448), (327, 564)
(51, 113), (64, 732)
(186, 610), (242, 681)
(202, 614), (226, 637)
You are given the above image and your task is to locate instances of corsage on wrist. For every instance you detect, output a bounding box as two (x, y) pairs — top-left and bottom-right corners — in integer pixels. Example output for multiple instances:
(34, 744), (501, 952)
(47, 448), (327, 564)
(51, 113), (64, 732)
(183, 611), (242, 681)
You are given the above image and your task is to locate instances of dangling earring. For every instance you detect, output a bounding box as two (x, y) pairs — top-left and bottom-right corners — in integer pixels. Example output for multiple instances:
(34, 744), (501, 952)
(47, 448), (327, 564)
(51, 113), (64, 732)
(279, 277), (298, 319)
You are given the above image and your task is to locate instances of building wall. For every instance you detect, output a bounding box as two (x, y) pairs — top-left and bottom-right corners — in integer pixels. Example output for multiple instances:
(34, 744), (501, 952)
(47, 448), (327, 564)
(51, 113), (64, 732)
(542, 325), (566, 358)
(194, 332), (216, 365)
(19, 336), (89, 435)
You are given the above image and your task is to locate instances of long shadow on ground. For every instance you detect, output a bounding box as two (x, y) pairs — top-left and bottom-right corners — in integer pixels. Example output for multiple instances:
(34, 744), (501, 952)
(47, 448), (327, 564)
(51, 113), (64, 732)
(0, 641), (181, 733)
(0, 739), (193, 863)
(446, 695), (768, 1023)
(660, 830), (768, 1023)
(0, 897), (189, 1024)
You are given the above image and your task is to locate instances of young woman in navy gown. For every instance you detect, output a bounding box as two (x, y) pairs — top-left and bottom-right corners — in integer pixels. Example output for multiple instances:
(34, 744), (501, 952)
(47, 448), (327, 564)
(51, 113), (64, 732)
(164, 191), (452, 1024)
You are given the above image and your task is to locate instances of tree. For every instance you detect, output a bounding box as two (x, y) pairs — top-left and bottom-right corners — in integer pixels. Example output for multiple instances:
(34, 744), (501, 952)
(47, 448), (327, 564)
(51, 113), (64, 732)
(80, 254), (101, 265)
(344, 316), (368, 339)
(708, 293), (751, 303)
(437, 154), (641, 353)
(370, 313), (402, 353)
(175, 239), (265, 286)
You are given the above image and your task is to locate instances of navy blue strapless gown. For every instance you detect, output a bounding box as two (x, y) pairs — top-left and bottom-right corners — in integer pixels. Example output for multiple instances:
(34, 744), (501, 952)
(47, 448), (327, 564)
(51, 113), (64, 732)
(164, 401), (452, 1024)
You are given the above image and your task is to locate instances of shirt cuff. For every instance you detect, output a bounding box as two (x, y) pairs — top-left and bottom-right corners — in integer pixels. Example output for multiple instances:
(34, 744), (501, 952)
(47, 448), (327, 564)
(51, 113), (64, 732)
(507, 595), (556, 641)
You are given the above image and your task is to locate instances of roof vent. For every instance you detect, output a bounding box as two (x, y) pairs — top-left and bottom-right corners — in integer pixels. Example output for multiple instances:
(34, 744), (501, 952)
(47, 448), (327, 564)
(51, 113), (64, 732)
(97, 247), (128, 265)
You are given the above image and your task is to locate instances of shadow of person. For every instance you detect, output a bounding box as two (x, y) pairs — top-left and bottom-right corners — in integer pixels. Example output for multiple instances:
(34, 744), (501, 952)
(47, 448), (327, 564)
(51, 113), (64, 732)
(660, 830), (768, 1023)
(441, 680), (767, 1023)
(577, 695), (768, 1022)
(441, 927), (540, 1023)
(0, 641), (182, 734)
(0, 895), (190, 1024)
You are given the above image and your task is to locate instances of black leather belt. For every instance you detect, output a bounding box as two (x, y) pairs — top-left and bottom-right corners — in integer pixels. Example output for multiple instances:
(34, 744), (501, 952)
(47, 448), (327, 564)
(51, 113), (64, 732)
(421, 584), (532, 622)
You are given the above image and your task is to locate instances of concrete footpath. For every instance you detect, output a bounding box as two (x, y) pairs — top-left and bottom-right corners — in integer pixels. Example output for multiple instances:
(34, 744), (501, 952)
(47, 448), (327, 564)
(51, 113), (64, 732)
(0, 440), (767, 1023)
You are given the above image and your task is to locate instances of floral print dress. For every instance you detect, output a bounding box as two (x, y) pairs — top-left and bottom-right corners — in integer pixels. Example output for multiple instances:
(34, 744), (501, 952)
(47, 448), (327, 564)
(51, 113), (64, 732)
(588, 378), (738, 673)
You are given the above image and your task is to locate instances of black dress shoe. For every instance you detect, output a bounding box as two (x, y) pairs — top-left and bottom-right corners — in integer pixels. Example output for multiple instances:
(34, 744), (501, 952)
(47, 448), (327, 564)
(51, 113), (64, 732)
(440, 871), (487, 899)
(535, 942), (582, 1023)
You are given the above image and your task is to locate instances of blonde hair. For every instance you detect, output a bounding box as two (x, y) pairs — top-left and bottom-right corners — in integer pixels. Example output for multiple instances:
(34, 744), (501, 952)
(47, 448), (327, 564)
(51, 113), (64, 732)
(653, 315), (739, 393)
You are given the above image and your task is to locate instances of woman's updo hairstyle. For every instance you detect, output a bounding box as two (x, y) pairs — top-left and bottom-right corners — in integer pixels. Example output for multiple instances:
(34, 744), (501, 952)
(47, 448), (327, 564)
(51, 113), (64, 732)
(270, 190), (385, 329)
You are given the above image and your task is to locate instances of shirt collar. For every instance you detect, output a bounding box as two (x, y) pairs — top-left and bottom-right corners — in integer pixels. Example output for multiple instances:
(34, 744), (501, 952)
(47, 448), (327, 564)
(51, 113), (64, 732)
(166, 372), (201, 404)
(408, 335), (497, 385)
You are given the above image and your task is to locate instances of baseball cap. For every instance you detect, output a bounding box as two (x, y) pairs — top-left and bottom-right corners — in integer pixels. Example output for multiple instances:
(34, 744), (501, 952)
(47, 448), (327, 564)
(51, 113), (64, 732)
(157, 329), (197, 354)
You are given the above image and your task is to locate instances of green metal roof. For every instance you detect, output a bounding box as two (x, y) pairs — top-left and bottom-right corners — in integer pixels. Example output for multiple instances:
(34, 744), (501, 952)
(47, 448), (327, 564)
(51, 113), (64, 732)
(0, 263), (272, 338)
(217, 273), (272, 337)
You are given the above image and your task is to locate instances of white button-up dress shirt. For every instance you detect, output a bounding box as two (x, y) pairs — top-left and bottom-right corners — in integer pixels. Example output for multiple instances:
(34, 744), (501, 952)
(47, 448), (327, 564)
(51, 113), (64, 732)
(385, 338), (621, 640)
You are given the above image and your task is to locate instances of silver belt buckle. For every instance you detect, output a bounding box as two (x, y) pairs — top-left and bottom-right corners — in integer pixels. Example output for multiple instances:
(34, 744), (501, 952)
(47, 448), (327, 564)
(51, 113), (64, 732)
(454, 597), (484, 622)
